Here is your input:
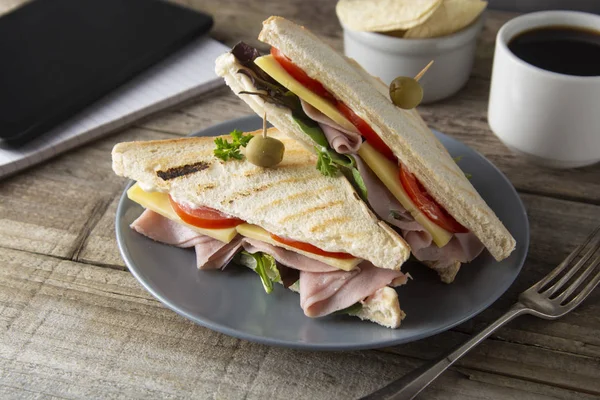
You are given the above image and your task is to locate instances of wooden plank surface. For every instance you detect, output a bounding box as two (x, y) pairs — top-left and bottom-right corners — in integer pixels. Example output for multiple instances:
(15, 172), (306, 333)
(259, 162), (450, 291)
(1, 247), (597, 400)
(1, 1), (600, 399)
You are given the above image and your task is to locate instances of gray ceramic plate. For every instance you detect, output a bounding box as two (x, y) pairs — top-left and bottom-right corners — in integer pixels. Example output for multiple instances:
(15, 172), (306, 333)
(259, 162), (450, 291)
(116, 115), (529, 350)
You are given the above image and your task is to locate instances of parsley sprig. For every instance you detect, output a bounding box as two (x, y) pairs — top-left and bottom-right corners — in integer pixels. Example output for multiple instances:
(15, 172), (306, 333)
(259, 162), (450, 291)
(213, 129), (253, 161)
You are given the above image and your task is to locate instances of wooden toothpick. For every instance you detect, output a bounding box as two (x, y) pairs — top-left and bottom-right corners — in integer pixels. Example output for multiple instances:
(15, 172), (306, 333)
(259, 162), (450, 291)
(262, 112), (268, 138)
(414, 60), (434, 82)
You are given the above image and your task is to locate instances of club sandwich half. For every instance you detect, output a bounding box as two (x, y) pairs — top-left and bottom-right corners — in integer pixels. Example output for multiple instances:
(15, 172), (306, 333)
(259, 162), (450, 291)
(112, 128), (411, 328)
(215, 16), (516, 283)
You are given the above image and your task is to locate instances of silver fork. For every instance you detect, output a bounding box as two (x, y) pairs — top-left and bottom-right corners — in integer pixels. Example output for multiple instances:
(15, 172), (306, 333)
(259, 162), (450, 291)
(362, 225), (600, 400)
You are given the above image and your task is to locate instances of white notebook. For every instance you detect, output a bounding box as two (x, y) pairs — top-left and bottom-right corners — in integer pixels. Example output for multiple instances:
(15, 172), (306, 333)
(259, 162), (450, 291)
(0, 36), (230, 179)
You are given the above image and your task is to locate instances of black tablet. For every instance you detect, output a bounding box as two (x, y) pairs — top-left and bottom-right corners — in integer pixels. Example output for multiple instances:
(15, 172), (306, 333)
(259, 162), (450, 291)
(0, 0), (213, 145)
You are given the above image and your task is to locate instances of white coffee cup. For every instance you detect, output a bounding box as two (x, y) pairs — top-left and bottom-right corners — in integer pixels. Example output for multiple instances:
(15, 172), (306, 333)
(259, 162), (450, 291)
(488, 11), (600, 169)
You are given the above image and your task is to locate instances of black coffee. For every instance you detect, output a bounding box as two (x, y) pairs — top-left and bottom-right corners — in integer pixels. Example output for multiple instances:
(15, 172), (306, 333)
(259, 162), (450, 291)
(508, 26), (600, 76)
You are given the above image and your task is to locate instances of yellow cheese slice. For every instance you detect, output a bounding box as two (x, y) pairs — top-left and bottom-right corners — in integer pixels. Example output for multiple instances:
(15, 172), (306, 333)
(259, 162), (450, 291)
(127, 184), (238, 243)
(254, 55), (358, 133)
(236, 224), (361, 272)
(128, 184), (361, 270)
(358, 142), (453, 247)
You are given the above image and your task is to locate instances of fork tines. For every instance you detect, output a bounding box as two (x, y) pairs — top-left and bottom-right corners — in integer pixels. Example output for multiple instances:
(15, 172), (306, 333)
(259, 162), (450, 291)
(536, 225), (600, 306)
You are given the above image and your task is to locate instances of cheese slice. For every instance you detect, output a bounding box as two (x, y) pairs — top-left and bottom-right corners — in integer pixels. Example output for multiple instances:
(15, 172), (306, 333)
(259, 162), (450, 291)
(254, 55), (358, 133)
(236, 224), (361, 272)
(127, 184), (238, 243)
(128, 184), (361, 270)
(358, 142), (453, 247)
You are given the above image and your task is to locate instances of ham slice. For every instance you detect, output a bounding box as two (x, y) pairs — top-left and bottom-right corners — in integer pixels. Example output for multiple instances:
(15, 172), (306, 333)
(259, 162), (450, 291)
(131, 210), (340, 272)
(300, 100), (362, 154)
(132, 210), (408, 318)
(403, 230), (484, 264)
(131, 209), (213, 247)
(300, 262), (407, 317)
(131, 210), (243, 269)
(199, 237), (244, 270)
(355, 156), (422, 231)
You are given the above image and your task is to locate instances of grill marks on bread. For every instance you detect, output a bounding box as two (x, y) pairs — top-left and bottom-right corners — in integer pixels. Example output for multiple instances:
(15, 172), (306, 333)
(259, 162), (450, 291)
(310, 216), (353, 233)
(156, 161), (210, 181)
(254, 185), (337, 213)
(279, 200), (346, 224)
(219, 174), (316, 206)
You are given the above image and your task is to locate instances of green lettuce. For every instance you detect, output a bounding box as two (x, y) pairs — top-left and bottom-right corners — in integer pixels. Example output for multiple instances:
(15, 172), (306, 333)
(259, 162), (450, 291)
(236, 251), (281, 294)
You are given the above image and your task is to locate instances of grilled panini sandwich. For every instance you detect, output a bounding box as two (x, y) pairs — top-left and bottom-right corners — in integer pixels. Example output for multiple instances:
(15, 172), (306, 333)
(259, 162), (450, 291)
(215, 16), (516, 283)
(112, 129), (410, 328)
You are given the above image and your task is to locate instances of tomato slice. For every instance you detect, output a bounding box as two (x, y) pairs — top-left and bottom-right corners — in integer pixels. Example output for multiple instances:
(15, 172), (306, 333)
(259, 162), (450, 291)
(336, 102), (396, 161)
(271, 47), (336, 102)
(398, 166), (468, 233)
(169, 196), (244, 229)
(270, 234), (355, 259)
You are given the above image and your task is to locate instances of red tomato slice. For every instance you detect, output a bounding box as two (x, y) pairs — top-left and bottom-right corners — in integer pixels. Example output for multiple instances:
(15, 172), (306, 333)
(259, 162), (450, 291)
(335, 102), (396, 161)
(169, 196), (244, 229)
(270, 234), (355, 260)
(398, 166), (468, 234)
(271, 47), (336, 102)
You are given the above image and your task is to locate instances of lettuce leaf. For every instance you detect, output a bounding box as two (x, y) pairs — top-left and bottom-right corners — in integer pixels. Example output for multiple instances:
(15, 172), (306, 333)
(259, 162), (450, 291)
(236, 251), (280, 294)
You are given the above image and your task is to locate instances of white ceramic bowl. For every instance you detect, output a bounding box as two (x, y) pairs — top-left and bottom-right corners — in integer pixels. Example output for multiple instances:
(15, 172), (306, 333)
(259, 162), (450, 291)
(342, 15), (485, 103)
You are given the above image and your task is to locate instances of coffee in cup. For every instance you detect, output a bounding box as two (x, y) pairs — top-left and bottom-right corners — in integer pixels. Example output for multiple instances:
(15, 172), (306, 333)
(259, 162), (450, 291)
(488, 11), (600, 169)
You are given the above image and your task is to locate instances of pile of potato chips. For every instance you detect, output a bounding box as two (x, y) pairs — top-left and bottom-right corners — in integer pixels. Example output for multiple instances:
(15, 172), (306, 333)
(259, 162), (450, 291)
(336, 0), (487, 38)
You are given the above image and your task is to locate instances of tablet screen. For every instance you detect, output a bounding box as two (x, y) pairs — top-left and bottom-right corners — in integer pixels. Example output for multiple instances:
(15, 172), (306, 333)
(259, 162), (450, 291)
(0, 0), (213, 144)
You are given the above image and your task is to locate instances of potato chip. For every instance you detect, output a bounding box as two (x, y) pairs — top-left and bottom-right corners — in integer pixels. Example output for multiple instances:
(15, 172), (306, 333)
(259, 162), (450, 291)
(403, 0), (487, 38)
(336, 0), (442, 32)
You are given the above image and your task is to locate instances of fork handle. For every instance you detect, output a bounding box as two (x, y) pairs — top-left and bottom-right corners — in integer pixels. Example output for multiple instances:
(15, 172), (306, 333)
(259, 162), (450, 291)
(361, 303), (530, 400)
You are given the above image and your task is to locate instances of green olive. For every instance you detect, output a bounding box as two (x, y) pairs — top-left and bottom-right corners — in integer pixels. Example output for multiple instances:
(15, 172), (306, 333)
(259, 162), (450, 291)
(389, 76), (423, 109)
(245, 135), (285, 167)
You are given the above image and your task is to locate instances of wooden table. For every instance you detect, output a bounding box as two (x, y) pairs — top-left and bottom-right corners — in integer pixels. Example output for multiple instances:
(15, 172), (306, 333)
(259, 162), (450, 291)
(2, 1), (599, 399)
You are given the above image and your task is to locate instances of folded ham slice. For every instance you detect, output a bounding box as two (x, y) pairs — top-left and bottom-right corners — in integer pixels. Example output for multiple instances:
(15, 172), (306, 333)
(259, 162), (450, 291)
(402, 231), (484, 264)
(131, 210), (408, 318)
(300, 100), (361, 154)
(131, 210), (244, 269)
(301, 262), (407, 317)
(242, 238), (339, 273)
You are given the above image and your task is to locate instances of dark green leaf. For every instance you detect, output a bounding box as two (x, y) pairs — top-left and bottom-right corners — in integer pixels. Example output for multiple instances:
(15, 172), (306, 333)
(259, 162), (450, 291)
(292, 116), (330, 148)
(328, 150), (356, 169)
(351, 167), (368, 201)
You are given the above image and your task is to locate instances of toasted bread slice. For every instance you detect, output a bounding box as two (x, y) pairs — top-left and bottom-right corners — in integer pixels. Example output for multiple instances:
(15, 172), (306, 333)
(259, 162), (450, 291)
(112, 129), (410, 270)
(253, 16), (515, 261)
